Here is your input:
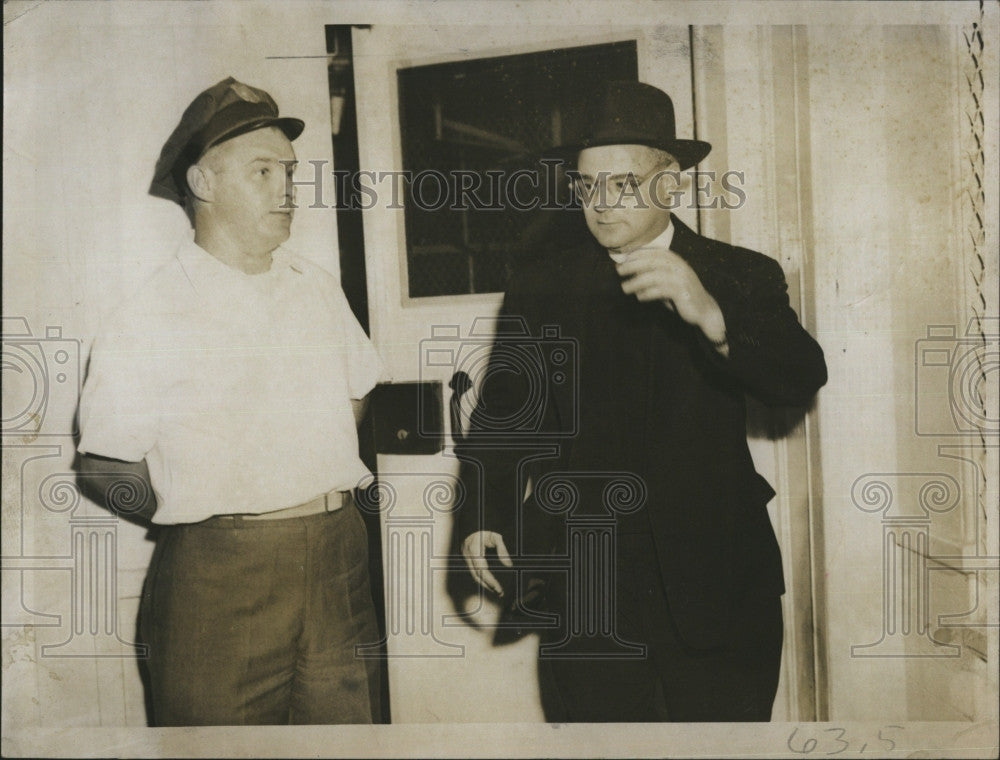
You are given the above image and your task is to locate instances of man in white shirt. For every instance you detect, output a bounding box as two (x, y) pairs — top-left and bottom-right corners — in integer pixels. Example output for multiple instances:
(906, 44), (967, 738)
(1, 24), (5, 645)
(78, 78), (383, 725)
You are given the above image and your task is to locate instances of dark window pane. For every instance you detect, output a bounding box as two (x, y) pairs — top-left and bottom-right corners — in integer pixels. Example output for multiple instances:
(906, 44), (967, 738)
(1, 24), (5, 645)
(398, 42), (639, 298)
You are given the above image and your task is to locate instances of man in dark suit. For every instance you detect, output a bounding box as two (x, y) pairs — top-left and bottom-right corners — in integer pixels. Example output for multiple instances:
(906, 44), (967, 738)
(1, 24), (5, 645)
(456, 80), (827, 722)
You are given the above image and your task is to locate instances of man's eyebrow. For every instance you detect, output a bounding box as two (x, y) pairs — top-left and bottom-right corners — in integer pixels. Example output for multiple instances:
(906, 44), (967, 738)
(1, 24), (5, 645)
(576, 170), (643, 180)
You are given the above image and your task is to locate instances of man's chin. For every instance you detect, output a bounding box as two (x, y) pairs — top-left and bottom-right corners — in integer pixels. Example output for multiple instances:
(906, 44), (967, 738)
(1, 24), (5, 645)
(586, 221), (627, 244)
(591, 232), (629, 250)
(261, 231), (291, 252)
(269, 217), (292, 239)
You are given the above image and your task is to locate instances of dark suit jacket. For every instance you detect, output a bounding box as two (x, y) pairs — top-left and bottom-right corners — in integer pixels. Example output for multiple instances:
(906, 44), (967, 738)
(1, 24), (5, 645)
(454, 214), (827, 649)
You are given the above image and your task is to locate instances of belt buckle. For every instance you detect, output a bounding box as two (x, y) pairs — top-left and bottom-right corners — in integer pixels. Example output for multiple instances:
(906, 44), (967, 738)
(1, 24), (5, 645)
(324, 490), (344, 512)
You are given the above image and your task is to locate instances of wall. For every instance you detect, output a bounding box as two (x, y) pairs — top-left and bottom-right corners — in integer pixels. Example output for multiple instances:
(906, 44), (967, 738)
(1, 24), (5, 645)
(690, 16), (998, 724)
(804, 22), (998, 720)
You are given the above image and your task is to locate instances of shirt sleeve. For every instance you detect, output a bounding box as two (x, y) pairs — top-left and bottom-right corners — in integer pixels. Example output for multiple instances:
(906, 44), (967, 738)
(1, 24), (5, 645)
(77, 316), (159, 463)
(334, 291), (383, 399)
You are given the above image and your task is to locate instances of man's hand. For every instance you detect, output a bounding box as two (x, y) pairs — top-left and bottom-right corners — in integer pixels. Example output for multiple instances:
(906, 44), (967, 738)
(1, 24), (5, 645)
(461, 530), (513, 596)
(351, 396), (369, 427)
(616, 249), (728, 353)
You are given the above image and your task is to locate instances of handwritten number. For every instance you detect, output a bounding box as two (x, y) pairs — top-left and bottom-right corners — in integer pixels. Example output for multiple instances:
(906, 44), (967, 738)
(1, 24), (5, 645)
(787, 724), (903, 755)
(878, 725), (903, 751)
(825, 728), (849, 754)
(788, 727), (818, 754)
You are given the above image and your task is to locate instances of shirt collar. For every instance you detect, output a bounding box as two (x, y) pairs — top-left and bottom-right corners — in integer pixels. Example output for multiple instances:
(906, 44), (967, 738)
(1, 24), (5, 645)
(607, 219), (675, 264)
(176, 237), (291, 293)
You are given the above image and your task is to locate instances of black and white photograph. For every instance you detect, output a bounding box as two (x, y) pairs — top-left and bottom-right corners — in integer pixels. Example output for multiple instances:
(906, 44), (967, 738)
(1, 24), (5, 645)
(2, 1), (998, 757)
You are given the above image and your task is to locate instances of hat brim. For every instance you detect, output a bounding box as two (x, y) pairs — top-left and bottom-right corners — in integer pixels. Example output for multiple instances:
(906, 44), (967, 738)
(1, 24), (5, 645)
(205, 115), (305, 154)
(545, 137), (711, 171)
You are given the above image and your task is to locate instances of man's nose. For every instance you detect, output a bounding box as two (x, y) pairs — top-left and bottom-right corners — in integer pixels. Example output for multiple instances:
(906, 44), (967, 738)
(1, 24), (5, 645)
(282, 180), (296, 208)
(592, 184), (612, 212)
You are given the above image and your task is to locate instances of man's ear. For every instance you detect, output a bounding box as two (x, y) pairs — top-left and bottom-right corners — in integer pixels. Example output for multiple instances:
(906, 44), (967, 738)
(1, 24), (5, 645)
(186, 163), (214, 203)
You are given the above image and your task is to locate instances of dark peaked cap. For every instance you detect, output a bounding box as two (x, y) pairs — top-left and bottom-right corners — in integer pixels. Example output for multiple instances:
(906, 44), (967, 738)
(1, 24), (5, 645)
(551, 80), (711, 171)
(150, 77), (305, 206)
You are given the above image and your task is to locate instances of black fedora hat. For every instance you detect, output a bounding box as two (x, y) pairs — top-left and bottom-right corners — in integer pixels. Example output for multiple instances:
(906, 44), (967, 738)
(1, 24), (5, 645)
(150, 77), (305, 206)
(551, 80), (710, 170)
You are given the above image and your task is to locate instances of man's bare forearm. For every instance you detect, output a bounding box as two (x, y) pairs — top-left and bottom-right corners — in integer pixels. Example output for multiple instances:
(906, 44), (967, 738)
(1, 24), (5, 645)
(78, 453), (158, 521)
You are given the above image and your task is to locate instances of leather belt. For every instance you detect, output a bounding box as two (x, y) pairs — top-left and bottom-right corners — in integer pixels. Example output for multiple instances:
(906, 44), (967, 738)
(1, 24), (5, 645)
(238, 489), (353, 521)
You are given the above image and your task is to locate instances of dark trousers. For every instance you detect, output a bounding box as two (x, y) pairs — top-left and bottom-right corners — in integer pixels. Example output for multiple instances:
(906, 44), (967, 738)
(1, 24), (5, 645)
(139, 505), (381, 725)
(539, 531), (782, 722)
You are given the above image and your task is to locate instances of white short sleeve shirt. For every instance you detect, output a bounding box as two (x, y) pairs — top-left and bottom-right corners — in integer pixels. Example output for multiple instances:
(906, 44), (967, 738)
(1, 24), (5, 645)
(78, 241), (383, 524)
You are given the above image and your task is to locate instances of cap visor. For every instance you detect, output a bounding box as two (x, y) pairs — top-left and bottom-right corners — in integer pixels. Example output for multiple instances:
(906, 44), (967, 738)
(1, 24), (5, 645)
(208, 116), (305, 152)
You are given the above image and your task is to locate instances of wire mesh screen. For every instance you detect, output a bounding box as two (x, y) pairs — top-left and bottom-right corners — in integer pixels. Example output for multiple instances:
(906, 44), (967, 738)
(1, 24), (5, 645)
(397, 41), (639, 298)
